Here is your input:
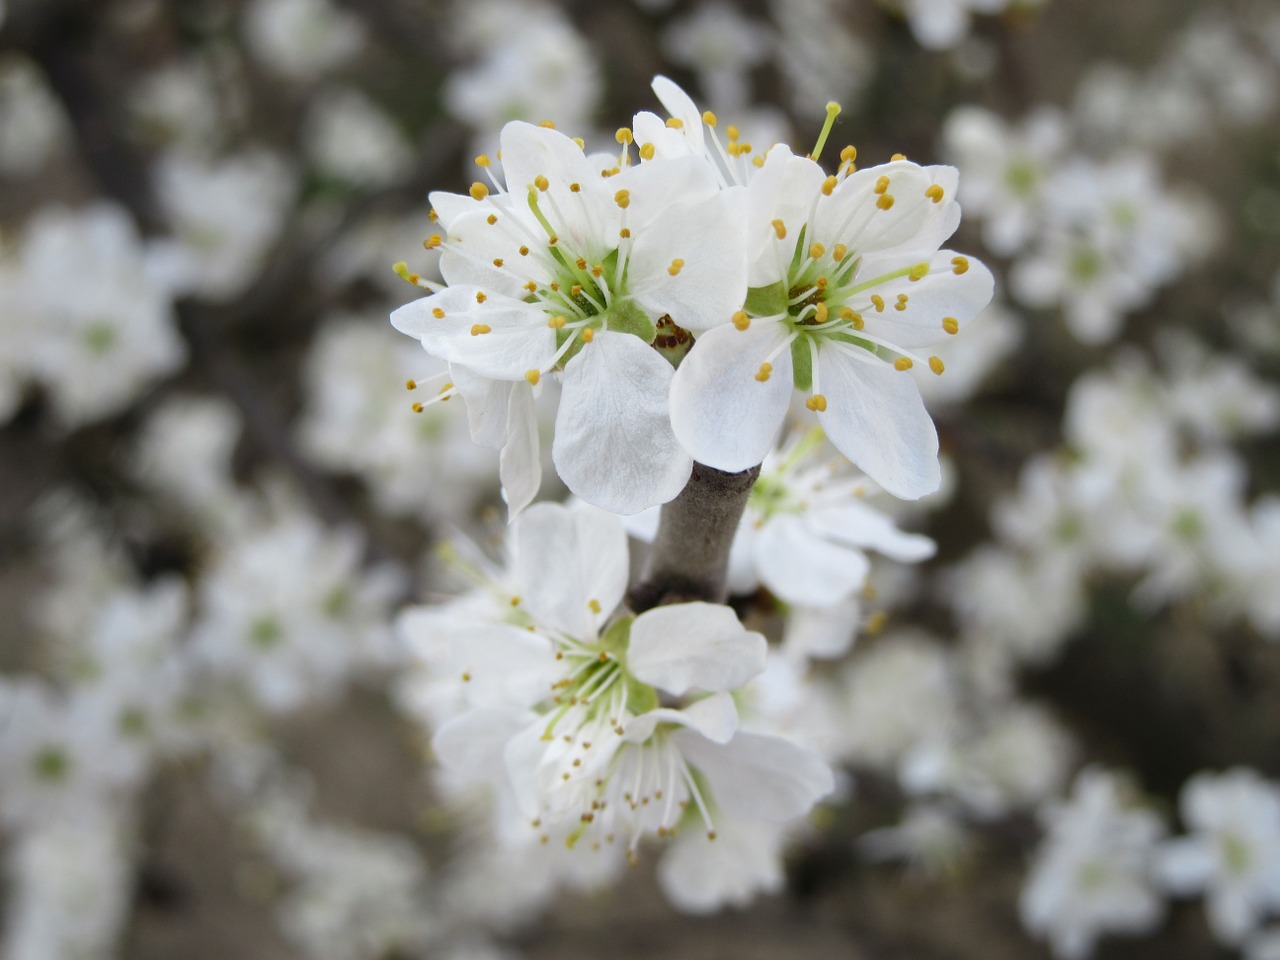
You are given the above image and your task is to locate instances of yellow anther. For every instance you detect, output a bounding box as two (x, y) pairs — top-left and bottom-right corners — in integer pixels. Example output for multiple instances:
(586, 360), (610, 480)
(865, 610), (888, 635)
(668, 258), (685, 276)
(525, 369), (541, 385)
(486, 214), (498, 225)
(814, 302), (829, 323)
(475, 154), (491, 168)
(666, 117), (684, 129)
(732, 310), (750, 330)
(874, 175), (891, 195)
(772, 219), (787, 239)
(929, 356), (945, 375)
(576, 257), (587, 270)
(942, 316), (960, 335)
(539, 120), (556, 128)
(702, 110), (717, 126)
(431, 307), (445, 319)
(895, 294), (909, 311)
(570, 284), (583, 296)
(569, 182), (581, 193)
(548, 235), (559, 245)
(871, 294), (885, 312)
(492, 258), (504, 267)
(876, 194), (895, 211)
(726, 125), (740, 140)
(614, 189), (631, 209)
(592, 264), (604, 277)
(816, 276), (829, 290)
(908, 261), (929, 281)
(411, 401), (424, 413)
(461, 672), (472, 682)
(615, 127), (633, 144)
(894, 357), (914, 371)
(838, 306), (863, 329)
(752, 156), (765, 167)
(475, 291), (487, 303)
(424, 234), (443, 249)
(534, 175), (550, 191)
(891, 152), (907, 161)
(619, 227), (631, 238)
(809, 242), (826, 259)
(821, 175), (838, 196)
(925, 184), (945, 203)
(470, 324), (491, 335)
(519, 245), (530, 256)
(405, 379), (417, 390)
(548, 315), (566, 328)
(951, 256), (970, 275)
(588, 598), (602, 614)
(755, 362), (773, 382)
(581, 327), (595, 343)
(469, 182), (489, 201)
(640, 143), (656, 160)
(806, 394), (828, 412)
(840, 145), (858, 163)
(524, 281), (537, 292)
(427, 208), (439, 222)
(438, 380), (453, 396)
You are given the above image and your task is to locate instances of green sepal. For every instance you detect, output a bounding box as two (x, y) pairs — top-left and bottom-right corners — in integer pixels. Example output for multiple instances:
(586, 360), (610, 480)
(605, 299), (656, 343)
(790, 336), (813, 392)
(744, 282), (788, 317)
(600, 614), (633, 655)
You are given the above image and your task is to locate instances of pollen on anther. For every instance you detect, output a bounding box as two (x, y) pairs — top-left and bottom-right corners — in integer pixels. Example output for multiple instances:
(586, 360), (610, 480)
(474, 154), (491, 168)
(809, 242), (826, 259)
(732, 310), (750, 330)
(894, 357), (914, 371)
(424, 234), (442, 249)
(806, 393), (828, 412)
(614, 189), (631, 209)
(525, 369), (541, 385)
(895, 294), (909, 311)
(461, 672), (472, 682)
(492, 258), (504, 267)
(486, 214), (498, 225)
(475, 291), (487, 304)
(929, 356), (945, 375)
(411, 402), (423, 413)
(942, 316), (960, 335)
(925, 184), (945, 203)
(581, 328), (595, 343)
(470, 324), (491, 336)
(821, 175), (838, 196)
(840, 145), (858, 163)
(667, 258), (684, 276)
(838, 306), (864, 329)
(569, 182), (581, 193)
(951, 256), (970, 275)
(548, 315), (566, 328)
(615, 127), (633, 144)
(640, 143), (656, 160)
(891, 152), (907, 161)
(469, 182), (489, 201)
(870, 294), (885, 312)
(832, 243), (848, 261)
(431, 307), (445, 319)
(702, 110), (717, 126)
(874, 176), (891, 195)
(755, 362), (773, 382)
(666, 117), (684, 129)
(814, 302), (829, 323)
(771, 219), (787, 239)
(619, 227), (631, 238)
(876, 194), (895, 211)
(909, 262), (929, 281)
(519, 245), (530, 256)
(534, 175), (550, 191)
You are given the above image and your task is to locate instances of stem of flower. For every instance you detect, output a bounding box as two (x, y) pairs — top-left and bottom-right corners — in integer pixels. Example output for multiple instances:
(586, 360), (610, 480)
(627, 461), (761, 612)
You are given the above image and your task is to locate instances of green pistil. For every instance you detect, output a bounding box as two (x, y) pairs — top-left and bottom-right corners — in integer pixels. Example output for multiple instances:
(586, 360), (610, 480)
(811, 101), (842, 163)
(33, 746), (70, 782)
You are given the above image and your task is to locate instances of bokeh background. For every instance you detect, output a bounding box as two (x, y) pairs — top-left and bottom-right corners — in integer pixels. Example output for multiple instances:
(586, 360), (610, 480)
(1, 0), (1279, 957)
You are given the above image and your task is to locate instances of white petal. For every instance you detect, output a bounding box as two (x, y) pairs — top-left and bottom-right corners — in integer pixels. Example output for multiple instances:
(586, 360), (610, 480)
(500, 381), (541, 519)
(390, 286), (555, 381)
(669, 321), (793, 472)
(552, 331), (692, 515)
(503, 720), (549, 817)
(673, 729), (835, 821)
(650, 76), (706, 157)
(815, 348), (941, 500)
(512, 501), (629, 638)
(626, 187), (748, 333)
(746, 145), (826, 287)
(808, 500), (937, 561)
(628, 602), (767, 695)
(449, 623), (558, 708)
(851, 249), (995, 349)
(657, 819), (786, 914)
(433, 706), (532, 783)
(450, 364), (511, 448)
(754, 514), (869, 607)
(622, 691), (739, 745)
(814, 161), (934, 257)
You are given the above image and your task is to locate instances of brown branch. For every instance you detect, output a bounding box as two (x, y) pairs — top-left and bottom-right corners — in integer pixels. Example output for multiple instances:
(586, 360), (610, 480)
(627, 461), (760, 612)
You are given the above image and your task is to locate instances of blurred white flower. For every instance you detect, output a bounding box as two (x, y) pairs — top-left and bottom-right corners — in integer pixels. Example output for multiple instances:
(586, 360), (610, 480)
(242, 0), (365, 82)
(305, 87), (413, 189)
